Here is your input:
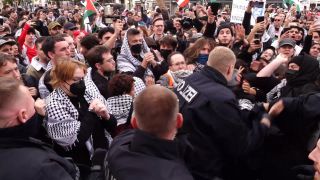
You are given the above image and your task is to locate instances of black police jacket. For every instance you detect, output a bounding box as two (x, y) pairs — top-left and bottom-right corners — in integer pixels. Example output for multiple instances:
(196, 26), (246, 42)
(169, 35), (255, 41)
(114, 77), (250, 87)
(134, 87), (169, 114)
(0, 117), (77, 180)
(107, 129), (194, 180)
(175, 65), (269, 180)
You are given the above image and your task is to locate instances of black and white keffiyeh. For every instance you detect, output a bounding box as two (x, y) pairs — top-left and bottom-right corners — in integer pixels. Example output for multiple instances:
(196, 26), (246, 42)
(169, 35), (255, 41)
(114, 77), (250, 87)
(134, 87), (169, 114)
(266, 79), (287, 103)
(106, 94), (133, 126)
(117, 28), (153, 76)
(45, 69), (109, 150)
(170, 70), (193, 88)
(133, 76), (146, 98)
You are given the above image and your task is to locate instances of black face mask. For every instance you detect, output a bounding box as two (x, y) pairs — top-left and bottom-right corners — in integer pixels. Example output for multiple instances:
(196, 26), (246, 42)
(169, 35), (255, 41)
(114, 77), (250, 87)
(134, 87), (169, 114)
(285, 69), (299, 82)
(67, 79), (86, 97)
(130, 44), (142, 54)
(160, 49), (172, 60)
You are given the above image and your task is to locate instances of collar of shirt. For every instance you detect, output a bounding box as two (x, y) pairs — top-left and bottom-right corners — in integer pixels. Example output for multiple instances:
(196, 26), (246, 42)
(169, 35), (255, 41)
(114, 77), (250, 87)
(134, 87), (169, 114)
(30, 57), (47, 71)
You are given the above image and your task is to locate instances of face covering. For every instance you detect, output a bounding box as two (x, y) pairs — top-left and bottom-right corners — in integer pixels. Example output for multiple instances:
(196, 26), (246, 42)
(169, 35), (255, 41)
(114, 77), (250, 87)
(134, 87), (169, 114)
(66, 79), (86, 97)
(160, 49), (172, 60)
(197, 54), (209, 65)
(285, 69), (299, 82)
(130, 44), (142, 54)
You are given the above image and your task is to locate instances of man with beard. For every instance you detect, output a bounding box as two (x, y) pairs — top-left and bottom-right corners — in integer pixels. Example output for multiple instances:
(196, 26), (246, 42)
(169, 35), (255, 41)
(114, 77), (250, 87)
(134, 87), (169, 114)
(117, 28), (168, 81)
(85, 45), (115, 100)
(216, 23), (234, 47)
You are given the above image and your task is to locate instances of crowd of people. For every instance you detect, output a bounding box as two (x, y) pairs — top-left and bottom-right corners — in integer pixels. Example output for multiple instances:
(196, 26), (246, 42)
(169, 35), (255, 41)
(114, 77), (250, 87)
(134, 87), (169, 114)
(1, 1), (320, 180)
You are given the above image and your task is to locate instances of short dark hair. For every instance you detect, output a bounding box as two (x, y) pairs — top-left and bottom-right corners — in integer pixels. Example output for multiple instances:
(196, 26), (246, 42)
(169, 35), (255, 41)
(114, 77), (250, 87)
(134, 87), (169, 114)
(27, 27), (36, 35)
(41, 36), (66, 58)
(80, 35), (100, 51)
(85, 45), (111, 69)
(158, 36), (178, 50)
(98, 27), (115, 39)
(152, 18), (164, 25)
(108, 74), (134, 96)
(35, 36), (47, 49)
(0, 53), (16, 67)
(126, 28), (141, 37)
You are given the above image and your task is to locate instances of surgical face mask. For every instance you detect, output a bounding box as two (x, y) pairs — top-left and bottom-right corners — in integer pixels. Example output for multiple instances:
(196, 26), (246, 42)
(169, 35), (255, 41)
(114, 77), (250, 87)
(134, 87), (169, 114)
(197, 54), (209, 65)
(66, 79), (86, 97)
(130, 44), (142, 54)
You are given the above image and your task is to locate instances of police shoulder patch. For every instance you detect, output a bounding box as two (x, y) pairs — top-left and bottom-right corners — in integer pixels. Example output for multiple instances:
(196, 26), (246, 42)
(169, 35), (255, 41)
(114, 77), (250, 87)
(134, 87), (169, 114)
(176, 80), (199, 103)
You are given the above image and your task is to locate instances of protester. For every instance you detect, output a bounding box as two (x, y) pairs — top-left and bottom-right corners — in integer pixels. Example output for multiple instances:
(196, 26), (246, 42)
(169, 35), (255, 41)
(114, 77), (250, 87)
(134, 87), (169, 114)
(157, 52), (192, 88)
(2, 2), (320, 180)
(106, 74), (135, 136)
(45, 59), (116, 179)
(26, 36), (49, 81)
(0, 53), (38, 98)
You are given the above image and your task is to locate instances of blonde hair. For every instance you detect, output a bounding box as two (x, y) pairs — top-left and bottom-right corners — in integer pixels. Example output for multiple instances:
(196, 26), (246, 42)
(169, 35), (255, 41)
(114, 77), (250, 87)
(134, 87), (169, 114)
(207, 46), (236, 73)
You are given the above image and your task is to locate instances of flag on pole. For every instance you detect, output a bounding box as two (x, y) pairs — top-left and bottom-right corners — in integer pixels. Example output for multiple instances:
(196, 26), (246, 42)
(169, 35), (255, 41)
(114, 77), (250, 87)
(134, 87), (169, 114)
(283, 0), (301, 11)
(83, 0), (97, 33)
(176, 0), (189, 8)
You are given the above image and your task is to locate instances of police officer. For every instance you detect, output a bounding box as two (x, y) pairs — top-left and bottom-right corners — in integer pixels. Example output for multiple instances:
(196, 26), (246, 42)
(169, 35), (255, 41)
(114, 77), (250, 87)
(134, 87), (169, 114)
(175, 46), (271, 180)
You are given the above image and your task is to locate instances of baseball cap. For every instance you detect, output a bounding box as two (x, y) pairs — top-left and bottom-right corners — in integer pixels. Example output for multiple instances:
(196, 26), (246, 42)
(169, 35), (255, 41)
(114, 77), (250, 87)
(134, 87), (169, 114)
(279, 38), (296, 48)
(63, 22), (77, 31)
(48, 21), (62, 30)
(0, 39), (15, 47)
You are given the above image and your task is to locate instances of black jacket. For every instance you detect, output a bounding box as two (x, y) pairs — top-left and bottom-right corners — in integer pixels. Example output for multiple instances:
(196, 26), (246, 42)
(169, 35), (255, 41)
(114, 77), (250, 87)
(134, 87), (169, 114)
(107, 130), (194, 180)
(262, 93), (320, 180)
(175, 66), (269, 180)
(0, 116), (77, 180)
(91, 69), (111, 100)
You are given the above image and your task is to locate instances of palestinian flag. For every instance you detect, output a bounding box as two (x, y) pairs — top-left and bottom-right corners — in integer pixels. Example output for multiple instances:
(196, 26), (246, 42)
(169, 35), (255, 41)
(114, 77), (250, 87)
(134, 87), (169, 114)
(83, 0), (97, 33)
(283, 0), (301, 12)
(176, 0), (189, 8)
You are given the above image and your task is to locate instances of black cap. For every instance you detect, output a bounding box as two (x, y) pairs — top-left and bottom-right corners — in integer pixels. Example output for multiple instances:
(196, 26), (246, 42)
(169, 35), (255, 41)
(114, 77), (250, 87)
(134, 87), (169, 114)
(63, 22), (77, 31)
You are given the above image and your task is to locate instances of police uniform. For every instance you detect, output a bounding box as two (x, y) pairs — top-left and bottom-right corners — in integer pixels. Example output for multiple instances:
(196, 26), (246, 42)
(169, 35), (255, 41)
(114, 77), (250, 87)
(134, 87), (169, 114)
(175, 65), (269, 180)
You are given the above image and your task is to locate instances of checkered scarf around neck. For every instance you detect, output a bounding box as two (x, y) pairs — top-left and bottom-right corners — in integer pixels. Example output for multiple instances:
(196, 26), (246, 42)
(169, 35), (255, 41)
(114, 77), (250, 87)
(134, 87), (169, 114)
(45, 69), (110, 150)
(133, 76), (146, 98)
(170, 70), (193, 88)
(117, 28), (153, 76)
(106, 94), (133, 126)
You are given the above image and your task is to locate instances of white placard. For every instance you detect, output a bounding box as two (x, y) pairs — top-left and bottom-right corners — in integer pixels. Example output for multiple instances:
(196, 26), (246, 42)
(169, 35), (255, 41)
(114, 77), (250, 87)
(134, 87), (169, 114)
(230, 0), (266, 25)
(230, 0), (249, 24)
